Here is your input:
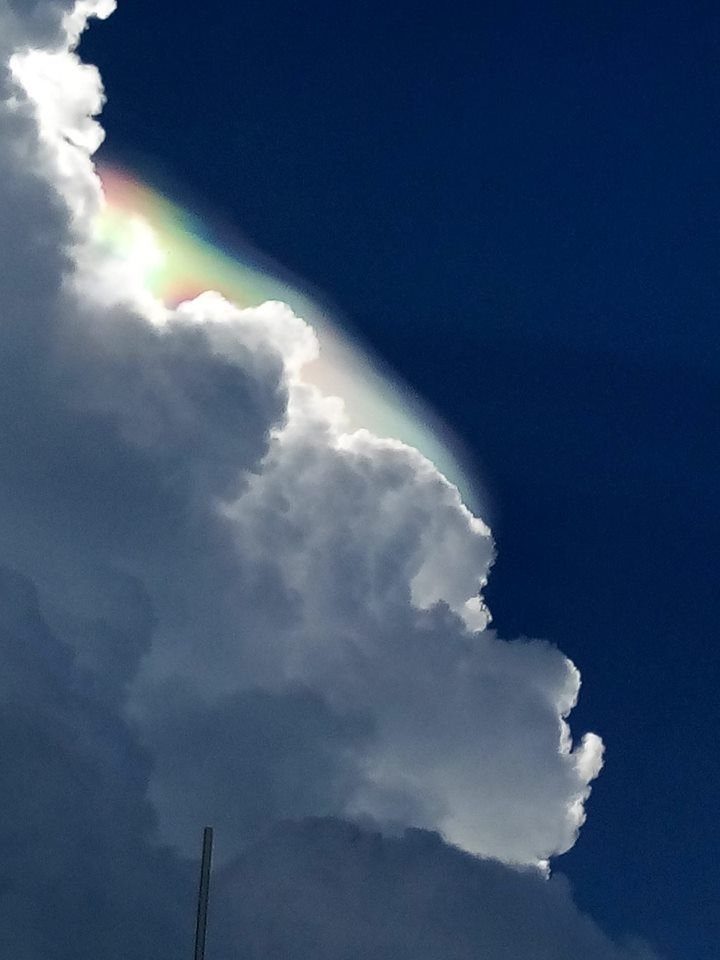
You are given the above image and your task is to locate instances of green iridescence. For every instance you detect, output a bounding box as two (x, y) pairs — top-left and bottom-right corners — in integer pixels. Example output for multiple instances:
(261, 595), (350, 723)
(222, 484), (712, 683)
(98, 166), (478, 509)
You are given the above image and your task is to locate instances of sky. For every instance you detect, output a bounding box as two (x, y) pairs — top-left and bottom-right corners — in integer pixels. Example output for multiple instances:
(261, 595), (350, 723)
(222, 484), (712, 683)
(0, 2), (717, 958)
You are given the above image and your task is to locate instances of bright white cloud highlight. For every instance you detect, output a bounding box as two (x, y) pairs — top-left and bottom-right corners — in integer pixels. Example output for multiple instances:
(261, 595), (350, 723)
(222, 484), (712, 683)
(0, 4), (667, 958)
(0, 0), (607, 871)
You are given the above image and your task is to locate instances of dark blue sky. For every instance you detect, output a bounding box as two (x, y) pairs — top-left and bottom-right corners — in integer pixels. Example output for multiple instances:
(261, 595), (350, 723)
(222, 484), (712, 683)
(84, 3), (719, 957)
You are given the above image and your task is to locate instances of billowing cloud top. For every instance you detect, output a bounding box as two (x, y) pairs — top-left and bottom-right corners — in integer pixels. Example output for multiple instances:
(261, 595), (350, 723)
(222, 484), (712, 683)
(0, 3), (647, 959)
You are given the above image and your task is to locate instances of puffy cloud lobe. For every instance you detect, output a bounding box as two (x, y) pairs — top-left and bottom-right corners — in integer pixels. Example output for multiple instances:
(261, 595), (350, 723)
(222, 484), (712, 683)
(0, 1), (635, 957)
(0, 0), (602, 864)
(213, 422), (603, 861)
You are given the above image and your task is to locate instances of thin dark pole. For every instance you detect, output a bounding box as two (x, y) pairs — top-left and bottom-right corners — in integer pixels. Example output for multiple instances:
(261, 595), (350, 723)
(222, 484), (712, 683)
(193, 827), (214, 960)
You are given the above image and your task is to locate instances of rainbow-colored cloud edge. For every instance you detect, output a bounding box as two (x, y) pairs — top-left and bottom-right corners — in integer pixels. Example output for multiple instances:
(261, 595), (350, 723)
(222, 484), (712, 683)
(98, 165), (477, 507)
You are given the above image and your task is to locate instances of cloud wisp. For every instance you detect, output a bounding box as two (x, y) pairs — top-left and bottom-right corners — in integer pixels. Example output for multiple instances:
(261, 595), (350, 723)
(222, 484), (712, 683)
(0, 2), (654, 958)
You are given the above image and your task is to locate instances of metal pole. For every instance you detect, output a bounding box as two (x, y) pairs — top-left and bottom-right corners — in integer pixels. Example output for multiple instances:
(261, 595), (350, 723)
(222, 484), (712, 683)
(193, 827), (214, 960)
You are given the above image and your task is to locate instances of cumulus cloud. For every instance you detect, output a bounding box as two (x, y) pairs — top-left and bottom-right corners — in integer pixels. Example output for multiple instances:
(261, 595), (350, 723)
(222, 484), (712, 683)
(211, 819), (658, 960)
(0, 566), (192, 960)
(0, 1), (650, 958)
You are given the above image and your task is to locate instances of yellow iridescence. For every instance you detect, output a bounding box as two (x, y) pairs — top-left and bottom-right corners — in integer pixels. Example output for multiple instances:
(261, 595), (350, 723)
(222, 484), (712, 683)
(97, 165), (476, 506)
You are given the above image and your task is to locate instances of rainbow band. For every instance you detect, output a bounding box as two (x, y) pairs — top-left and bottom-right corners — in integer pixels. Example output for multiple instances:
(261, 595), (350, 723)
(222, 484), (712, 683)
(97, 165), (477, 507)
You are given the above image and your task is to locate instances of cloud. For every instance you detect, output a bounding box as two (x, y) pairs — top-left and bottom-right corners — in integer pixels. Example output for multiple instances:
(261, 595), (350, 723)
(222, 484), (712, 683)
(0, 0), (603, 868)
(0, 566), (192, 960)
(140, 681), (373, 857)
(0, 2), (652, 958)
(211, 818), (658, 960)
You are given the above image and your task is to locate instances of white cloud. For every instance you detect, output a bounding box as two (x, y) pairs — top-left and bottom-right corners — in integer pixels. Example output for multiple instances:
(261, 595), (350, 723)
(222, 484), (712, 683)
(0, 0), (604, 868)
(0, 3), (641, 957)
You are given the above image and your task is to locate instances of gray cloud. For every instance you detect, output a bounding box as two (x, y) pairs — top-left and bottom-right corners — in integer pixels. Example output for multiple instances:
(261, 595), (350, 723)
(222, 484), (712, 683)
(211, 818), (659, 960)
(0, 2), (657, 957)
(0, 0), (75, 55)
(141, 682), (372, 859)
(0, 0), (602, 862)
(0, 566), (192, 960)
